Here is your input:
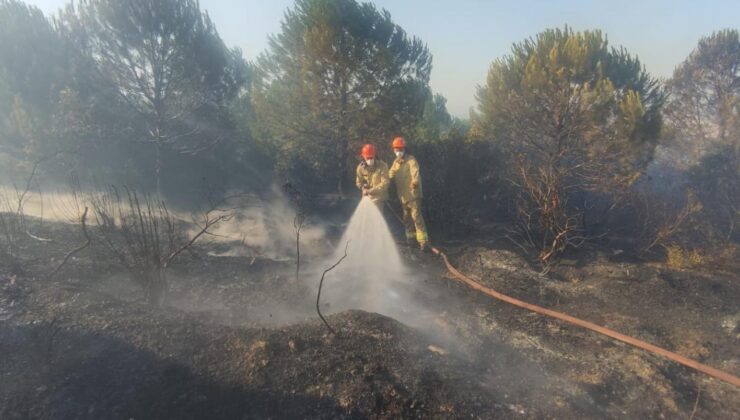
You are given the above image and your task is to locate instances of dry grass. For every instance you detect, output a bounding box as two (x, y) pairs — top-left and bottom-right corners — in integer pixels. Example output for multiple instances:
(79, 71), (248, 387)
(666, 246), (704, 269)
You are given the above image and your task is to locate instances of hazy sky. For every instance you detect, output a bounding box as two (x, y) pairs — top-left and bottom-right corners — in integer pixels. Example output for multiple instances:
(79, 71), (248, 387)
(27, 0), (740, 117)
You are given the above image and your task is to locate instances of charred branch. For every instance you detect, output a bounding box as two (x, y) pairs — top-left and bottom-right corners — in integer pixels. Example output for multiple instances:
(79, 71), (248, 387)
(47, 207), (91, 280)
(316, 241), (349, 335)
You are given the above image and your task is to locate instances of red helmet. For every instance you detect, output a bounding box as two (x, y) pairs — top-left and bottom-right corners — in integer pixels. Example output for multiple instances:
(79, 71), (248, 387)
(361, 143), (376, 159)
(392, 136), (405, 150)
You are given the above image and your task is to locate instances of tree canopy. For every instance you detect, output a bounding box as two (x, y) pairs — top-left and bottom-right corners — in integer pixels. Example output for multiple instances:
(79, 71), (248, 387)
(255, 0), (432, 194)
(0, 0), (69, 165)
(665, 29), (739, 241)
(63, 0), (248, 193)
(474, 27), (664, 264)
(664, 29), (739, 163)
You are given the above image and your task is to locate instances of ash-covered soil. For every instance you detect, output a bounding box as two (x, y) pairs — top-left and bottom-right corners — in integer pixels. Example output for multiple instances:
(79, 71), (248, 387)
(1, 216), (739, 419)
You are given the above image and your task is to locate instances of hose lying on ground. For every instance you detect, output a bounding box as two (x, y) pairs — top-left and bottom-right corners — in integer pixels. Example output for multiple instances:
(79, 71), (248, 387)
(430, 247), (740, 388)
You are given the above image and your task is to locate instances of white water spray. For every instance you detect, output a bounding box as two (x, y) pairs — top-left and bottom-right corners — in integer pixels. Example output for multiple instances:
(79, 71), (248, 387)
(321, 197), (408, 314)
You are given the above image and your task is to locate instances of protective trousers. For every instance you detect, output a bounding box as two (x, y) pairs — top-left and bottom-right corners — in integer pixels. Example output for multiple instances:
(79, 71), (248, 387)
(401, 199), (428, 245)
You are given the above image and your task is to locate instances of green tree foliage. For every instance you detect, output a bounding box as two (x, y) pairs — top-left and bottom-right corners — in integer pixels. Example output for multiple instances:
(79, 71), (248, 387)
(625, 30), (739, 262)
(415, 93), (453, 141)
(665, 29), (740, 241)
(64, 0), (248, 194)
(0, 0), (69, 169)
(474, 28), (664, 265)
(664, 29), (739, 163)
(0, 1), (66, 108)
(255, 0), (432, 195)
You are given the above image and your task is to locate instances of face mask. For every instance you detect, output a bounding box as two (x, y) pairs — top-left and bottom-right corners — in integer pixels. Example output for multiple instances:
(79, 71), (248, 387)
(395, 150), (405, 158)
(365, 159), (375, 166)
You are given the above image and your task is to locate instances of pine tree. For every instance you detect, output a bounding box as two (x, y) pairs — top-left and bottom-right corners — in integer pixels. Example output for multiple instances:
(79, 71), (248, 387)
(665, 29), (739, 163)
(255, 0), (431, 195)
(65, 0), (247, 195)
(474, 28), (664, 265)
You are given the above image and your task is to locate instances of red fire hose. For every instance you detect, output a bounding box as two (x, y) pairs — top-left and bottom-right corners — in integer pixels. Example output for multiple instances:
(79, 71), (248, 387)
(430, 247), (740, 388)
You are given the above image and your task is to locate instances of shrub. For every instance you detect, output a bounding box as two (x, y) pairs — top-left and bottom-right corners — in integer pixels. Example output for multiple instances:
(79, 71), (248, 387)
(89, 187), (227, 306)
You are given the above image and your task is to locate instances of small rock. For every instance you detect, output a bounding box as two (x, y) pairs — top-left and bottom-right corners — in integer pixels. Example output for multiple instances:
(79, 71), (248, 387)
(721, 315), (739, 335)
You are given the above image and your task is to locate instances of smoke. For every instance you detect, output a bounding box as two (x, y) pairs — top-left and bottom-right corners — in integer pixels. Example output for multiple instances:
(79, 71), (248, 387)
(189, 185), (330, 261)
(4, 185), (452, 335)
(0, 186), (88, 225)
(0, 183), (329, 261)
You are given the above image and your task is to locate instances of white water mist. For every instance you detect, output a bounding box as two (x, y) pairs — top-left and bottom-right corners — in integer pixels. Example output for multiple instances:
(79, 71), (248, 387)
(321, 197), (408, 314)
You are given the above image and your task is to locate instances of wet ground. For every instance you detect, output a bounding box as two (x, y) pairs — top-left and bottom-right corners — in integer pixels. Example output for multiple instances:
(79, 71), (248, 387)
(1, 215), (739, 419)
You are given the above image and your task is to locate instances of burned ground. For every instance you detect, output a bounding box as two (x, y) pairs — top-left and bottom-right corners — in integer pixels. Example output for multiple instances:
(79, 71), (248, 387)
(1, 216), (739, 419)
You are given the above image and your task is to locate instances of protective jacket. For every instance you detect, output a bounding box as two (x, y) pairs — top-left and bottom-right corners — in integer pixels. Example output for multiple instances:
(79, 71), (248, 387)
(355, 160), (390, 203)
(389, 155), (423, 204)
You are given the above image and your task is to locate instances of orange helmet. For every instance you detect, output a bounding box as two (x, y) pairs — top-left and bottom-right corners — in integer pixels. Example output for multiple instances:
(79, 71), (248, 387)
(392, 136), (405, 150)
(361, 143), (376, 159)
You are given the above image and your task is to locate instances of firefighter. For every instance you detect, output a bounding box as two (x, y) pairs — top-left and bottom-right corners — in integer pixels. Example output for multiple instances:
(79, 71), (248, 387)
(355, 143), (389, 206)
(388, 137), (429, 250)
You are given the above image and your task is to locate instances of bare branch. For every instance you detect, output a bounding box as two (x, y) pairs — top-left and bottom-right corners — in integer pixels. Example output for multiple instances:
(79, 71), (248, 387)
(316, 241), (349, 335)
(294, 212), (304, 283)
(165, 212), (226, 267)
(47, 207), (91, 279)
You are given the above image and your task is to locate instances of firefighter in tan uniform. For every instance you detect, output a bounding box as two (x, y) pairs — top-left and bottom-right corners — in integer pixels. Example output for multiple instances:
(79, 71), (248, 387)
(355, 143), (389, 207)
(388, 137), (429, 250)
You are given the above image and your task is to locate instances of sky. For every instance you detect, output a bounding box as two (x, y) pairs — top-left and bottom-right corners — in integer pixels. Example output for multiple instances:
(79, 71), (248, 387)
(26, 0), (740, 117)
